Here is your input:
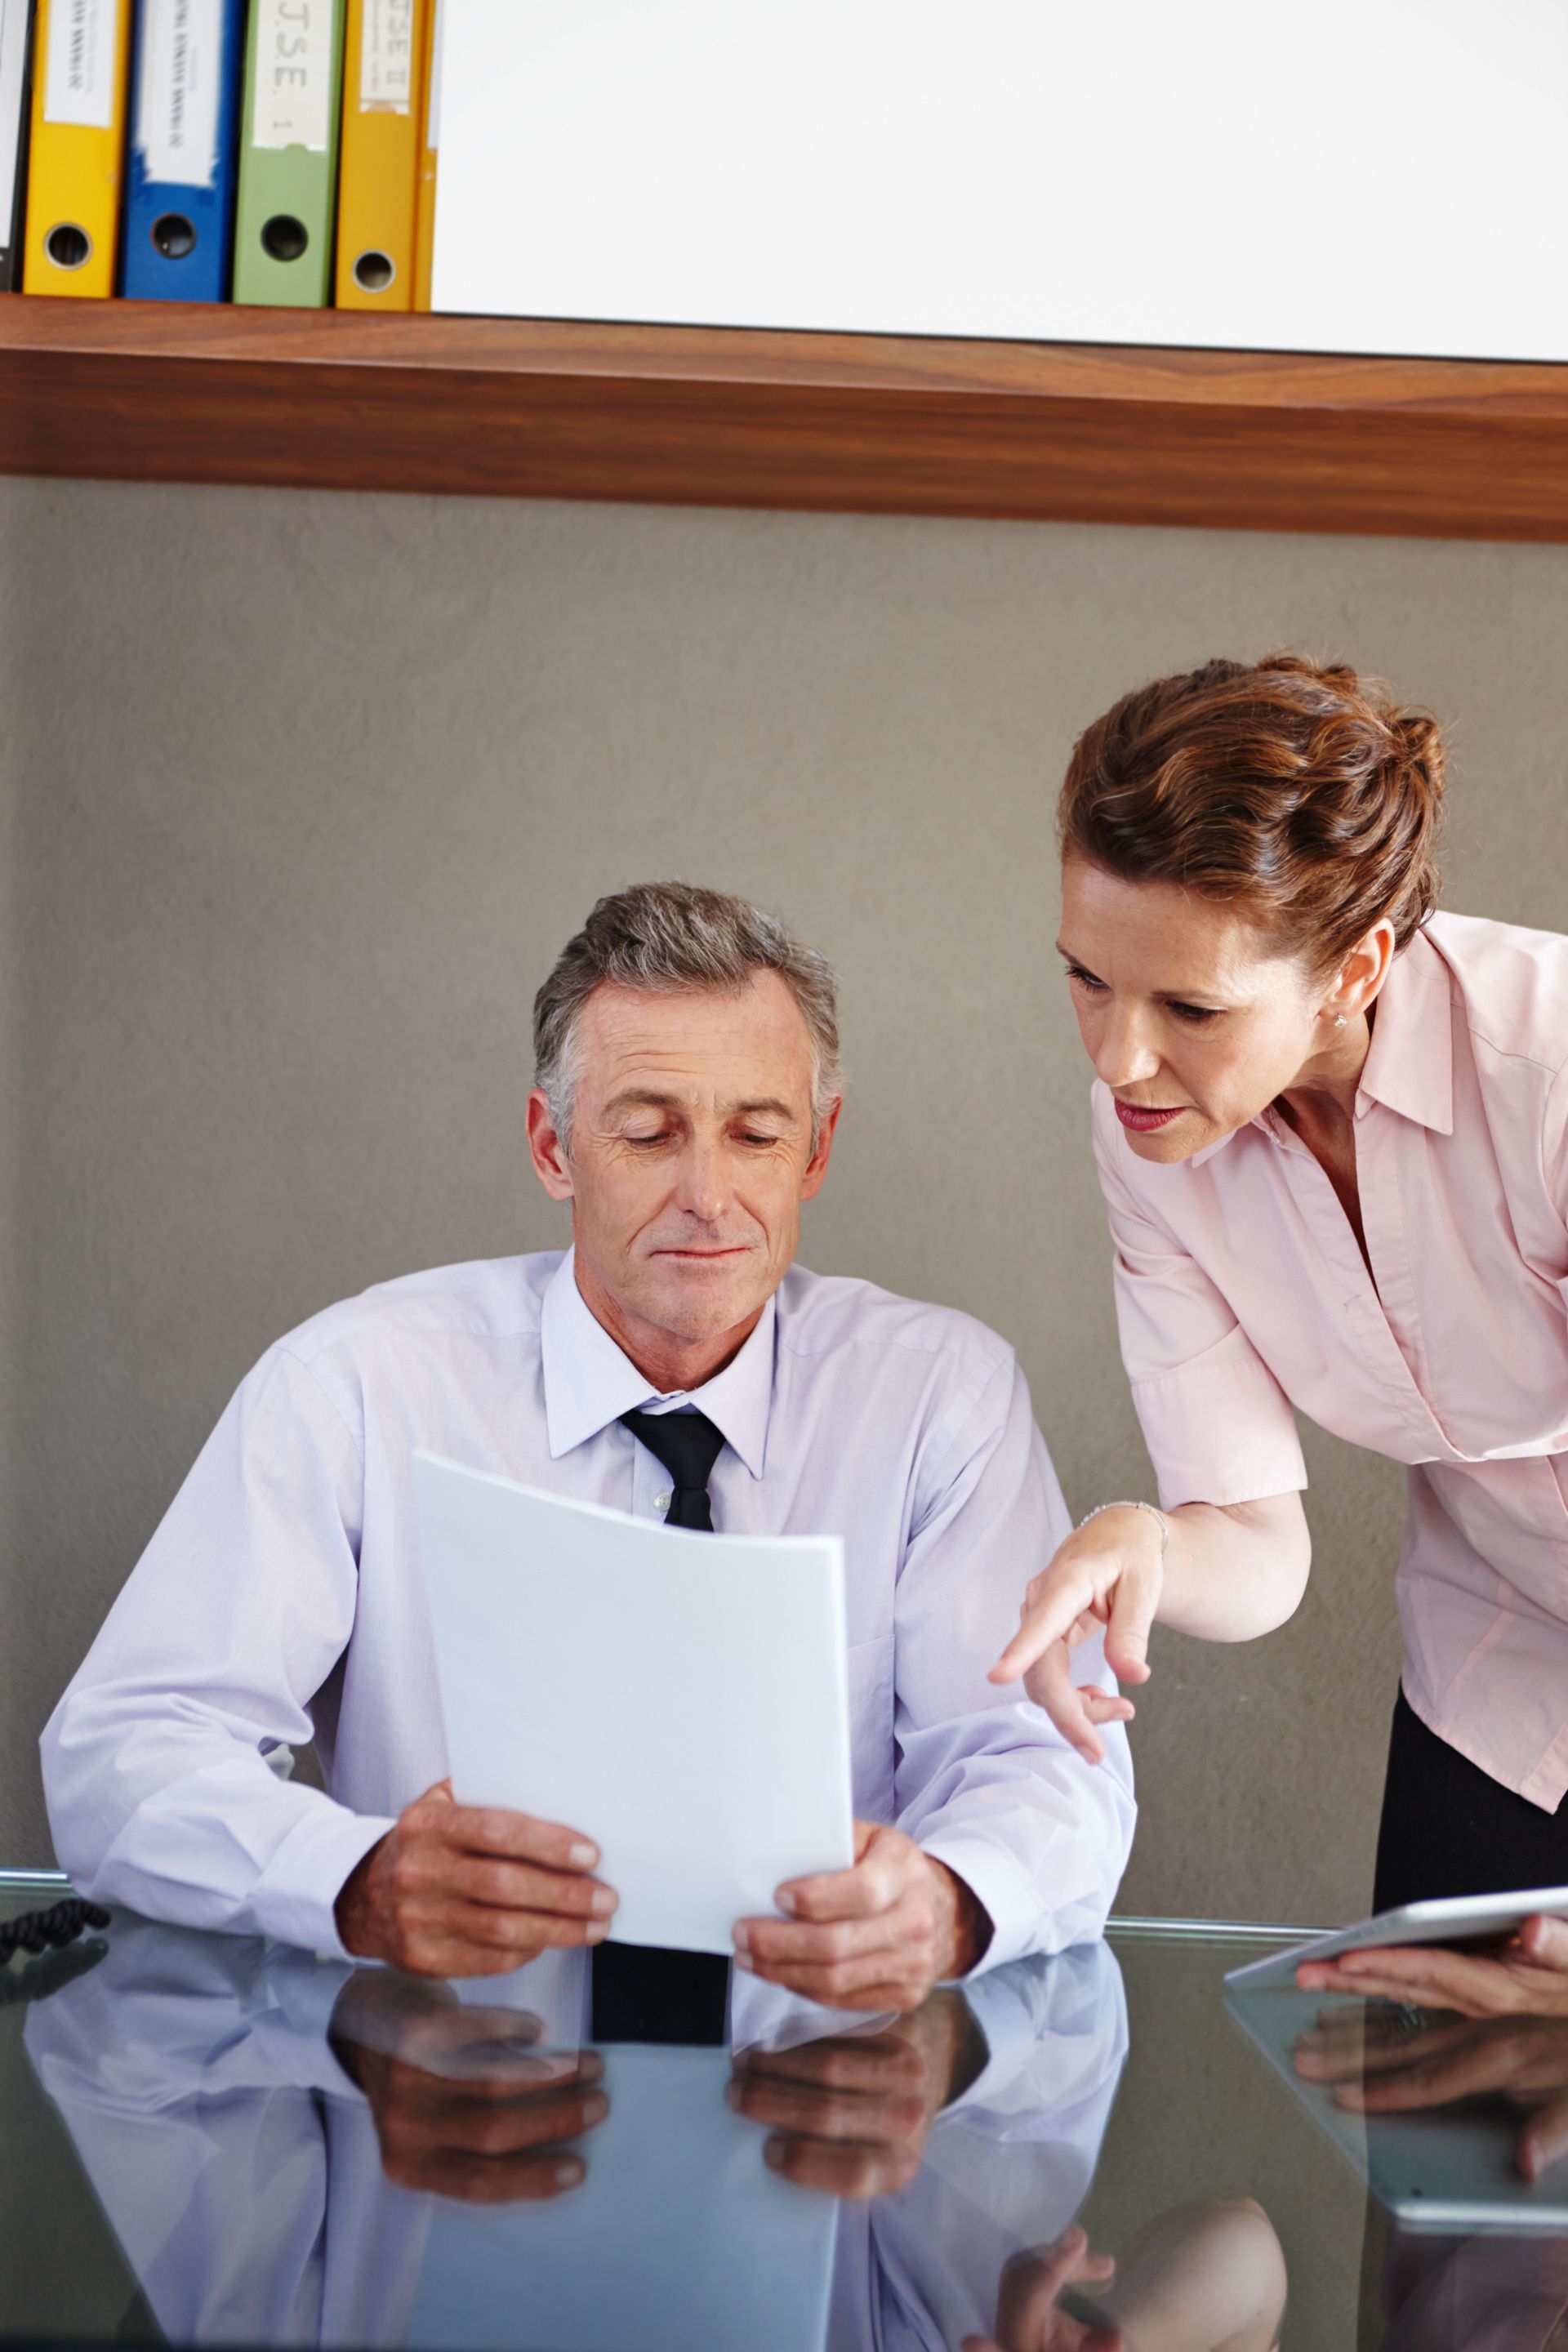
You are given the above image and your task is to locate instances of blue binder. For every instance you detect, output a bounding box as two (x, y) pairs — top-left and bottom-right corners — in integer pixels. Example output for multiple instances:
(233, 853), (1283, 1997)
(122, 0), (246, 301)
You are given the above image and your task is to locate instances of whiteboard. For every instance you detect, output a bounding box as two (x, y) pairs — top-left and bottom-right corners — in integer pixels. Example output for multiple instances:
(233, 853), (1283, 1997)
(432, 0), (1568, 362)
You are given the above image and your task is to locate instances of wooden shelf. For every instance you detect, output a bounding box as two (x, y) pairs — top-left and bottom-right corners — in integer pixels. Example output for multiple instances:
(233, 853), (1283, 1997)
(3, 295), (1568, 538)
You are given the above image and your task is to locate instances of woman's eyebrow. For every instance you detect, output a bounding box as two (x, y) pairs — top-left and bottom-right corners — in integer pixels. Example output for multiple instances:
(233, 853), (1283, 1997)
(1055, 940), (1100, 980)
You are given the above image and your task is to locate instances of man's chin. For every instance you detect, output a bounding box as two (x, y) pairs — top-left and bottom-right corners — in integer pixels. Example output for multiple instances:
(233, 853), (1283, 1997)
(635, 1261), (773, 1344)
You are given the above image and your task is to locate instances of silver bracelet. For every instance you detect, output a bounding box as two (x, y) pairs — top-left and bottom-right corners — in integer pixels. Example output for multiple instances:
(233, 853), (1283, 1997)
(1077, 1499), (1170, 1557)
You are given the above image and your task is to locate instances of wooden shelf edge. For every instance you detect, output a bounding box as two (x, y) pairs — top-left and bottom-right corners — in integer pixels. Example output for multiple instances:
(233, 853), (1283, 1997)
(3, 296), (1568, 538)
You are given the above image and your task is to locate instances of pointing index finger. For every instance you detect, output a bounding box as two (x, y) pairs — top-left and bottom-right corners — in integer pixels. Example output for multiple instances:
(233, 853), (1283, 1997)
(989, 1568), (1094, 1686)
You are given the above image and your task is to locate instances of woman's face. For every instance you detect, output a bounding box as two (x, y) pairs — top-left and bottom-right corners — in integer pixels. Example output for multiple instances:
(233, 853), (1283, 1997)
(1057, 855), (1335, 1164)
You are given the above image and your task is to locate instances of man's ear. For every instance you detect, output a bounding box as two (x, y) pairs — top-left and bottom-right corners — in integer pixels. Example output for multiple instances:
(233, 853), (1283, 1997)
(800, 1096), (843, 1201)
(526, 1089), (575, 1202)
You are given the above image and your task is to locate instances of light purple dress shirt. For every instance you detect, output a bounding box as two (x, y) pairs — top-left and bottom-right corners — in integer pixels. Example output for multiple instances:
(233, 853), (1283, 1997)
(42, 1250), (1134, 1965)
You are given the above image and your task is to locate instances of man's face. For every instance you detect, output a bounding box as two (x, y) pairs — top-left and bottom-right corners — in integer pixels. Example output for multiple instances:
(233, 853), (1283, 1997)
(528, 973), (837, 1365)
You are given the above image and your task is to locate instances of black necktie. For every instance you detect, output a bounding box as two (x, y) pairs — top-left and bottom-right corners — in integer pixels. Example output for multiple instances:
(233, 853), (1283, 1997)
(590, 1406), (731, 2045)
(617, 1407), (726, 1530)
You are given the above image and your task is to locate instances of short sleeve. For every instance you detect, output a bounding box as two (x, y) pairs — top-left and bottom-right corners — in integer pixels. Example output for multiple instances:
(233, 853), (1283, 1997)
(1091, 1085), (1307, 1511)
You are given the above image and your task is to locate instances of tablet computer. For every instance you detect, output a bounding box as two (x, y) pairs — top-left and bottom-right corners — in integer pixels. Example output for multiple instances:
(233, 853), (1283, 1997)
(1223, 1886), (1568, 1989)
(1226, 1980), (1568, 2233)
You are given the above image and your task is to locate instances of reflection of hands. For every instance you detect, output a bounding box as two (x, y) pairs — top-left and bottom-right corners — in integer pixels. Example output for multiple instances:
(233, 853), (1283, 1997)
(1294, 2002), (1568, 2181)
(330, 1972), (608, 2203)
(726, 1990), (985, 2198)
(734, 1822), (991, 2010)
(960, 2228), (1120, 2352)
(1297, 1913), (1568, 2020)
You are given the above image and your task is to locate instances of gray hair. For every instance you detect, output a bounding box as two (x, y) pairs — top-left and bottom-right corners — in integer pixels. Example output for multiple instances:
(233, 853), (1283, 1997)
(533, 881), (842, 1149)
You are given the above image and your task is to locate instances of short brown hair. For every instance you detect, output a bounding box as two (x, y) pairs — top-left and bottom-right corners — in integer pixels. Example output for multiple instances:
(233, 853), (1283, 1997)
(1058, 653), (1445, 973)
(533, 881), (841, 1145)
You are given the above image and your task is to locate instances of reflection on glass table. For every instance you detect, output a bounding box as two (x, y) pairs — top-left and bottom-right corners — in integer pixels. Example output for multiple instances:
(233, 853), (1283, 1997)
(6, 1879), (1566, 2350)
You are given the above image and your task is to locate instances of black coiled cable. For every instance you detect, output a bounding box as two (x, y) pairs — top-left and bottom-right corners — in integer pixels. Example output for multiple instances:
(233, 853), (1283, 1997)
(0, 1896), (111, 1965)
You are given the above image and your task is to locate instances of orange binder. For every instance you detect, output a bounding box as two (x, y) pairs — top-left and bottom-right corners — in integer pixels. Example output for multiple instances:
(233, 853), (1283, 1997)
(22, 0), (132, 296)
(335, 0), (426, 310)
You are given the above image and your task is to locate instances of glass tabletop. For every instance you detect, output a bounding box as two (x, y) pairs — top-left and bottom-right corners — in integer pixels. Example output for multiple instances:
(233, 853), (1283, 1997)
(1, 1875), (1562, 2350)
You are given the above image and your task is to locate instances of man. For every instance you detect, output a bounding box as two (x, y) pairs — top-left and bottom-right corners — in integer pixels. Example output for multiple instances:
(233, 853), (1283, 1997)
(43, 883), (1134, 2007)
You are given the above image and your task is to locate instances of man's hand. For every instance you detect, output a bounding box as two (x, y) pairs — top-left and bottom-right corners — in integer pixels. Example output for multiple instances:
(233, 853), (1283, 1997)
(330, 1972), (607, 2203)
(336, 1780), (617, 1976)
(727, 1990), (987, 2197)
(1296, 1913), (1568, 2020)
(733, 1822), (991, 2011)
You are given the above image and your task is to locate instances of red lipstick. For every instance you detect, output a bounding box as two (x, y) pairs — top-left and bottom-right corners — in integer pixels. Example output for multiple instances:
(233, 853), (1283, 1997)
(1114, 1100), (1186, 1134)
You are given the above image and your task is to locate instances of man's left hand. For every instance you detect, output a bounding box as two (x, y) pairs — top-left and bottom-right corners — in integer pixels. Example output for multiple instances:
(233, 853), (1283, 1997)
(733, 1822), (991, 2011)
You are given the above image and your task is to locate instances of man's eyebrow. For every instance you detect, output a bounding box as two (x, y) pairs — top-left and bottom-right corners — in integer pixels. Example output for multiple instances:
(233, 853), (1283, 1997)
(599, 1089), (802, 1122)
(729, 1097), (800, 1123)
(602, 1088), (683, 1118)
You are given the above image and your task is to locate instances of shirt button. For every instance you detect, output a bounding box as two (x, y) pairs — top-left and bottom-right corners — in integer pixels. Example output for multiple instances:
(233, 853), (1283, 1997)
(654, 1490), (673, 1514)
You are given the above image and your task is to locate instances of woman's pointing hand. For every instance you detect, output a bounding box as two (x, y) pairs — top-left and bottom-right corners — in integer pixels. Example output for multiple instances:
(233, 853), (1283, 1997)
(988, 1507), (1165, 1764)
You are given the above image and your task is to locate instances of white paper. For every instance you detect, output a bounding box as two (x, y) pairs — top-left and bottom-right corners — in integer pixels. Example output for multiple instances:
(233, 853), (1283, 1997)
(424, 0), (443, 145)
(44, 0), (122, 129)
(136, 0), (223, 188)
(413, 1454), (855, 1954)
(434, 0), (1568, 363)
(360, 0), (414, 110)
(251, 0), (334, 152)
(0, 0), (31, 220)
(408, 2045), (839, 2352)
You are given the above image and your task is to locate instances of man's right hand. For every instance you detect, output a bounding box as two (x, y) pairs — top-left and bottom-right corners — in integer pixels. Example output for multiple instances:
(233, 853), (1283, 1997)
(336, 1780), (618, 1976)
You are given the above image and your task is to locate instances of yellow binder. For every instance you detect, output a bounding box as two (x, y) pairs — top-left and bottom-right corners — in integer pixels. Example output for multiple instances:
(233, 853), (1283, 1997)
(23, 0), (131, 296)
(335, 0), (427, 310)
(411, 0), (440, 310)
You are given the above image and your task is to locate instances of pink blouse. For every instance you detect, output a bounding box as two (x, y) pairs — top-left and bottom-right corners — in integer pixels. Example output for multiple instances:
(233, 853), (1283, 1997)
(1092, 911), (1568, 1810)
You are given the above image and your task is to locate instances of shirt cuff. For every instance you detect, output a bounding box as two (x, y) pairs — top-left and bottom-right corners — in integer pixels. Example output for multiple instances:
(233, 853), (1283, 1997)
(248, 1802), (397, 1959)
(920, 1830), (1044, 1979)
(1130, 1330), (1308, 1511)
(946, 1965), (1049, 2110)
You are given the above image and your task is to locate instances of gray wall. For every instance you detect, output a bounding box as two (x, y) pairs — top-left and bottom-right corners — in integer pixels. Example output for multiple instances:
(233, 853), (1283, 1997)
(4, 476), (1567, 1922)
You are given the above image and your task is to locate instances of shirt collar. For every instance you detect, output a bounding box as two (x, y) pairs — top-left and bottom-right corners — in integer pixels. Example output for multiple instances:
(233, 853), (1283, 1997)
(1353, 924), (1454, 1135)
(541, 1249), (774, 1477)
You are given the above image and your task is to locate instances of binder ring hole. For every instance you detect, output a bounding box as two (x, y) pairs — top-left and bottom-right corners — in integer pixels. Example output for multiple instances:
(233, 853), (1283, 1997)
(352, 249), (396, 293)
(151, 213), (198, 261)
(44, 224), (92, 272)
(261, 214), (310, 263)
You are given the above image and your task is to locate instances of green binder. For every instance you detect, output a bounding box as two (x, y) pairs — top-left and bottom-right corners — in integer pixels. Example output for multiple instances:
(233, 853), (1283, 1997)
(233, 0), (347, 306)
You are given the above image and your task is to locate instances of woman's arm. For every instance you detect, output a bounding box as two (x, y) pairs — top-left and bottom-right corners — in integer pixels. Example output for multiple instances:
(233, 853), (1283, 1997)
(988, 1492), (1311, 1763)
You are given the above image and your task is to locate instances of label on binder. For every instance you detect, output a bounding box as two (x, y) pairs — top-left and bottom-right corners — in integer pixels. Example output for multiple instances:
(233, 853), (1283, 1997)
(361, 0), (414, 110)
(136, 0), (224, 185)
(45, 0), (122, 127)
(252, 0), (333, 150)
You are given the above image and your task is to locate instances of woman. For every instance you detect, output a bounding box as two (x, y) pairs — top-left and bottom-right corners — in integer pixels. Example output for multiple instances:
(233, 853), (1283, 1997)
(989, 653), (1568, 1980)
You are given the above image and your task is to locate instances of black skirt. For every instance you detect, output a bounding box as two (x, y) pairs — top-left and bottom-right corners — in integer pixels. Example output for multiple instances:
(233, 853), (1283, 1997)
(1372, 1687), (1568, 1913)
